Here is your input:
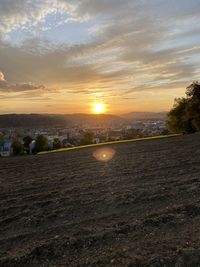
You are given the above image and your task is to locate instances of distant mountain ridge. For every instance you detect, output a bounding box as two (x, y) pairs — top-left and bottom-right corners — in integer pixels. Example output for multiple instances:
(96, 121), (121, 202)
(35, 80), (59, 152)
(0, 112), (167, 128)
(121, 112), (167, 121)
(0, 114), (126, 128)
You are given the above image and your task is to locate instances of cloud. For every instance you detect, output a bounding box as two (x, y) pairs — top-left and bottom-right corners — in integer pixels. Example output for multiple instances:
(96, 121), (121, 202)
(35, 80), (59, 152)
(0, 71), (5, 81)
(0, 82), (45, 93)
(0, 0), (200, 107)
(0, 0), (80, 37)
(0, 76), (54, 95)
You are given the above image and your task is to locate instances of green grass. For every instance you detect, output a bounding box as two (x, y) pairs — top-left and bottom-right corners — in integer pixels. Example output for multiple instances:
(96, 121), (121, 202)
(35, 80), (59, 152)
(38, 134), (181, 155)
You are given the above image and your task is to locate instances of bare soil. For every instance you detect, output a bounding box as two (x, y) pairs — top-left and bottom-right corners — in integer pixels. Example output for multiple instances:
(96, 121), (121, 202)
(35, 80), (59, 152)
(1, 134), (200, 266)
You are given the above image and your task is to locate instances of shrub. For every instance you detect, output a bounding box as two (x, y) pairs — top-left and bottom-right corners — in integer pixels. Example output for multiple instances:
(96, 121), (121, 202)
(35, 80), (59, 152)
(12, 140), (24, 155)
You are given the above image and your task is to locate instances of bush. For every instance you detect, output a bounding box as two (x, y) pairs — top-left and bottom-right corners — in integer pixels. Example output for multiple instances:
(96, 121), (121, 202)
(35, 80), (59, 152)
(35, 135), (48, 152)
(53, 138), (62, 149)
(12, 140), (24, 155)
(80, 131), (94, 145)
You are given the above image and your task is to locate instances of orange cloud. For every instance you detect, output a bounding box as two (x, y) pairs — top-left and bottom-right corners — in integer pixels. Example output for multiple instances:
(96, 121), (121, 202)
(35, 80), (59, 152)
(0, 71), (5, 81)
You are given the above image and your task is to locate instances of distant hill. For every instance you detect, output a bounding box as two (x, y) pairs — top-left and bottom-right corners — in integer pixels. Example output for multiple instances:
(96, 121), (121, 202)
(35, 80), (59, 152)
(0, 114), (67, 128)
(65, 114), (126, 127)
(0, 112), (168, 128)
(0, 114), (126, 128)
(121, 112), (167, 121)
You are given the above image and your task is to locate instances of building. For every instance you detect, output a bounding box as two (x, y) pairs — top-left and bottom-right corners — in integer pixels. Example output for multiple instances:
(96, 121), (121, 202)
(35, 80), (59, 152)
(29, 140), (36, 154)
(93, 137), (100, 144)
(0, 141), (13, 157)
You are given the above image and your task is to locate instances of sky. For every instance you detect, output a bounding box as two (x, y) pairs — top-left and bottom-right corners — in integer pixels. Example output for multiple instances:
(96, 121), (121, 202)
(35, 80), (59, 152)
(0, 0), (200, 114)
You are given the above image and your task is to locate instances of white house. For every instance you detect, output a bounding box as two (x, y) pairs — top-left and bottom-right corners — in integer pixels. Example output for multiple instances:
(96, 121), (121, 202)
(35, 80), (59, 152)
(29, 140), (36, 154)
(0, 141), (13, 157)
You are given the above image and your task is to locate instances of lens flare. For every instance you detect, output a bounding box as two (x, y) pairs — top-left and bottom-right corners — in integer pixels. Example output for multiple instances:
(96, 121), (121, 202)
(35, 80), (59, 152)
(93, 147), (116, 162)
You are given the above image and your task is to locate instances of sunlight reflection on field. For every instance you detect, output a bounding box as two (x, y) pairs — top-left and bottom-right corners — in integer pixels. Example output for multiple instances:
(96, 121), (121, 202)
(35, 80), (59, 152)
(93, 147), (116, 162)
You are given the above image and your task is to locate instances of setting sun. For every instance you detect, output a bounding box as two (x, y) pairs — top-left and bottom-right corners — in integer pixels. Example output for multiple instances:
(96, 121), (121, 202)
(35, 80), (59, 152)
(93, 103), (106, 114)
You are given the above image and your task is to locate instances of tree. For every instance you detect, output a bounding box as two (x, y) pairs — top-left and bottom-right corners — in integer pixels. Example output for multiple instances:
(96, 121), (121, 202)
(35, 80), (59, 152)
(124, 129), (141, 139)
(80, 131), (94, 145)
(167, 82), (200, 133)
(186, 82), (200, 131)
(23, 135), (33, 153)
(12, 140), (24, 155)
(53, 138), (61, 149)
(167, 98), (193, 134)
(35, 135), (48, 152)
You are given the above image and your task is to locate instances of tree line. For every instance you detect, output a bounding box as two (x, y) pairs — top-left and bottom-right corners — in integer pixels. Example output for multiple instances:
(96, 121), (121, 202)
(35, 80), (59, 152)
(11, 131), (96, 155)
(11, 135), (61, 155)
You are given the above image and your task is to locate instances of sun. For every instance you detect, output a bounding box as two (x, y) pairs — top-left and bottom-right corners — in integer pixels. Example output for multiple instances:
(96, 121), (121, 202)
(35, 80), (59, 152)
(93, 103), (105, 114)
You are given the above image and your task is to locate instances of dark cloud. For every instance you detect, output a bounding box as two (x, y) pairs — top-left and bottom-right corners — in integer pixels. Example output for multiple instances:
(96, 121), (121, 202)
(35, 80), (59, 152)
(0, 70), (52, 94)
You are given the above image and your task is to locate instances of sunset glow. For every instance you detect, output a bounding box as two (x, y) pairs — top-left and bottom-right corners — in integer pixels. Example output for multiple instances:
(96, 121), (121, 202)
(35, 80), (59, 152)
(0, 1), (199, 114)
(93, 103), (106, 114)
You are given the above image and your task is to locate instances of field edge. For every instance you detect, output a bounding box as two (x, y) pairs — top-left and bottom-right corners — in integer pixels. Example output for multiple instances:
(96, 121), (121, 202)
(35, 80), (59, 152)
(38, 134), (181, 155)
